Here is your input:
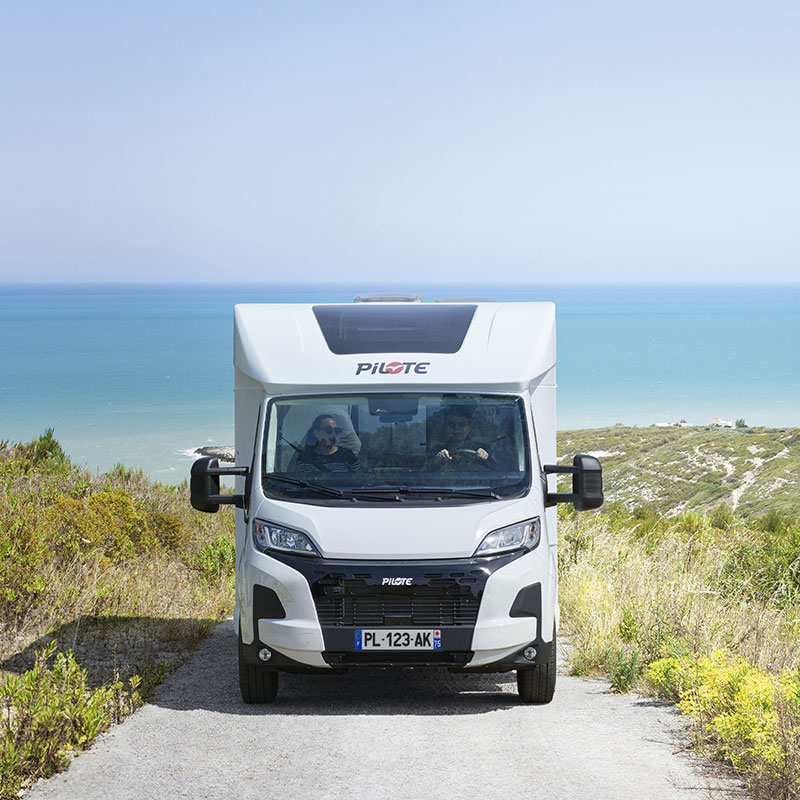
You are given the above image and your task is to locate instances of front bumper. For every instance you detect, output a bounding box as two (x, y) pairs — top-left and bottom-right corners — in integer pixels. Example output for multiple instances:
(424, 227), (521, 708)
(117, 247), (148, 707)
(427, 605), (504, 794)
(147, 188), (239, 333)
(240, 548), (553, 672)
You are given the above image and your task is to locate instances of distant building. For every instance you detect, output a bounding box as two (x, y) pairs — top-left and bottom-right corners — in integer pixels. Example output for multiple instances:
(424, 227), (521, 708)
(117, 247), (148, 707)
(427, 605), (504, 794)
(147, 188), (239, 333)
(709, 416), (734, 428)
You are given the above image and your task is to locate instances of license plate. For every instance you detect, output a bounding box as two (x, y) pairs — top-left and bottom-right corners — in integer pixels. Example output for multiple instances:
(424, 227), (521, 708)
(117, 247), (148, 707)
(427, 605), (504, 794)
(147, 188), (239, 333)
(355, 629), (442, 650)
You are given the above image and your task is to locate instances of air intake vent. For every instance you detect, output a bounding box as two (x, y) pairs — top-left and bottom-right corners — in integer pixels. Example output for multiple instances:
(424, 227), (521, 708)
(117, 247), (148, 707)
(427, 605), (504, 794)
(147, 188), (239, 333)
(314, 583), (480, 627)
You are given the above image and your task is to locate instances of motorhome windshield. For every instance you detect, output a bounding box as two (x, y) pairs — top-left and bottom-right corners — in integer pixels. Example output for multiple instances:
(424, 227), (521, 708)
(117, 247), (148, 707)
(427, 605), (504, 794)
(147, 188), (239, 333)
(261, 393), (530, 503)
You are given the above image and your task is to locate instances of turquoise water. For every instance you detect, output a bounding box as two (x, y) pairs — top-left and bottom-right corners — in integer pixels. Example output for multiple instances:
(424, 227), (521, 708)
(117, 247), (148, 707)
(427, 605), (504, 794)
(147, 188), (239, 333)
(1, 283), (798, 481)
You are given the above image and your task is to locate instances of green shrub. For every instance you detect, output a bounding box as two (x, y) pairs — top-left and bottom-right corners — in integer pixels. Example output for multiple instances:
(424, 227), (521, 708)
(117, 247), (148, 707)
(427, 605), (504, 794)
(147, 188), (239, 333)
(719, 526), (800, 606)
(755, 510), (796, 535)
(617, 607), (639, 643)
(0, 642), (142, 798)
(14, 429), (66, 468)
(194, 535), (235, 583)
(709, 504), (736, 531)
(148, 510), (190, 551)
(646, 655), (693, 701)
(608, 646), (643, 693)
(647, 650), (800, 794)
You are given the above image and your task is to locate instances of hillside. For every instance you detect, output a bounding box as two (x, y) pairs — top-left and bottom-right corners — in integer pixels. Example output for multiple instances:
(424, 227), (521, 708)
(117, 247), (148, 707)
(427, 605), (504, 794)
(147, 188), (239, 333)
(557, 425), (800, 517)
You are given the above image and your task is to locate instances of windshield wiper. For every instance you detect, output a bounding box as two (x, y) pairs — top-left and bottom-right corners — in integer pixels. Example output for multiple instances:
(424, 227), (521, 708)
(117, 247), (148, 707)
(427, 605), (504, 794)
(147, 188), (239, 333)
(262, 473), (345, 498)
(349, 487), (502, 500)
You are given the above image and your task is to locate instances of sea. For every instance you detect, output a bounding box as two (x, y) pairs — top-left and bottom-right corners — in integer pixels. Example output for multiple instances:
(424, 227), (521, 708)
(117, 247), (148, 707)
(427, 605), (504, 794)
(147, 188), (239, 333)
(1, 283), (799, 483)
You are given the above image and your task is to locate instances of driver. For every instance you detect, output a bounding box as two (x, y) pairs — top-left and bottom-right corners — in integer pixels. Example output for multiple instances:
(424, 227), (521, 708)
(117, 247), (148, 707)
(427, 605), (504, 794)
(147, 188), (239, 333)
(428, 407), (496, 469)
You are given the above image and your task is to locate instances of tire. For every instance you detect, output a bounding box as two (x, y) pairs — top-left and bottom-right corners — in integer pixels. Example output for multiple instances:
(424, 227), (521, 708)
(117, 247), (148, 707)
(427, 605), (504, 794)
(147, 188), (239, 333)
(517, 636), (557, 704)
(238, 635), (279, 704)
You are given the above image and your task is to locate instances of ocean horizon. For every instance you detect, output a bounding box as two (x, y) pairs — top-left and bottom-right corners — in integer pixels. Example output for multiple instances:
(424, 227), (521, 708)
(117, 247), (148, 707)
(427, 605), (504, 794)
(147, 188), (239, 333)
(2, 282), (799, 482)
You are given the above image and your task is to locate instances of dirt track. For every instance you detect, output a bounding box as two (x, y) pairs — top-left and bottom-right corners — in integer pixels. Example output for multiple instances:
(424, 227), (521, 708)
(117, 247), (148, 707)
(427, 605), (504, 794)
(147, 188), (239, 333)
(26, 620), (743, 800)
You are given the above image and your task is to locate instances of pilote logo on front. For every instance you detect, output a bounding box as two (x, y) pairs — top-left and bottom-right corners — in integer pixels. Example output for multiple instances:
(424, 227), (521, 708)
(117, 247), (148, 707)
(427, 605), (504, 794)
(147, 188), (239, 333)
(355, 361), (430, 376)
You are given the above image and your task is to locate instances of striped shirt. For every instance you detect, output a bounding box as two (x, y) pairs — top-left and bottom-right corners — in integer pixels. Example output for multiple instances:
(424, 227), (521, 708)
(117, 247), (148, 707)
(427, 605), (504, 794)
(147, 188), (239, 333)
(294, 446), (360, 474)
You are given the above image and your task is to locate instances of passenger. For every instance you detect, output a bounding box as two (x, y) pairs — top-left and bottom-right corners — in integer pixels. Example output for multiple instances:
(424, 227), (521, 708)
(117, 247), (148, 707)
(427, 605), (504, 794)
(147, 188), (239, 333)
(428, 407), (496, 469)
(294, 414), (360, 474)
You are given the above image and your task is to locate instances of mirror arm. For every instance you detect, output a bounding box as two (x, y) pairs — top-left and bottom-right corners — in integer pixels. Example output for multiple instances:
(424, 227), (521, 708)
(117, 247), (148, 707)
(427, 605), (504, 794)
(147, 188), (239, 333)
(543, 464), (578, 507)
(208, 465), (248, 508)
(544, 492), (576, 507)
(207, 492), (245, 509)
(205, 465), (249, 477)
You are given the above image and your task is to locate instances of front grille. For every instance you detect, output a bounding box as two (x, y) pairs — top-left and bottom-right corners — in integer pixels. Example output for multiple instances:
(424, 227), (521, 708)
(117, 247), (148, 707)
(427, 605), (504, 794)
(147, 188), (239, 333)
(314, 580), (480, 627)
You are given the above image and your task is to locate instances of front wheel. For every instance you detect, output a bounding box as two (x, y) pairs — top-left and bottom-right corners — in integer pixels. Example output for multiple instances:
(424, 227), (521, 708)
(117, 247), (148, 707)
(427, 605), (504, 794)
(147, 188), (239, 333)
(517, 637), (557, 704)
(239, 635), (279, 704)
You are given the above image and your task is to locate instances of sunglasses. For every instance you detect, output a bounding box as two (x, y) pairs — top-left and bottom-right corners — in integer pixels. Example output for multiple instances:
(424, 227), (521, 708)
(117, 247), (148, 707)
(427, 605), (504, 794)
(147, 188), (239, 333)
(317, 425), (343, 436)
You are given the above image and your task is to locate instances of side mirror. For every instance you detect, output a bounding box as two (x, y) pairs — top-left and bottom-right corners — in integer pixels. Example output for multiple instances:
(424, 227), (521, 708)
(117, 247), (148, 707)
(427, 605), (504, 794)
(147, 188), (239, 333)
(190, 456), (248, 513)
(543, 454), (604, 511)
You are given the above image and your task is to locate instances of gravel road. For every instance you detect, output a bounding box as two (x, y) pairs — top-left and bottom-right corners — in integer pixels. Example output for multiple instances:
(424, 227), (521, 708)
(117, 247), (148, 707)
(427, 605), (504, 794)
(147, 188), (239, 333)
(27, 621), (743, 800)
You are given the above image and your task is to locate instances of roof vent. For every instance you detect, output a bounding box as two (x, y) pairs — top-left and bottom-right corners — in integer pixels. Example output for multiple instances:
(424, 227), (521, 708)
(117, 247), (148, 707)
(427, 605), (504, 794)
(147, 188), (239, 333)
(353, 292), (422, 303)
(434, 297), (496, 303)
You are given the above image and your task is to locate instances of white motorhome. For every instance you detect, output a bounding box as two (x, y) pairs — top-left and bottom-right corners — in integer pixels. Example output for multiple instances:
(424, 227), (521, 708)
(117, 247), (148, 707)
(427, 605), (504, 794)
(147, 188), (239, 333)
(191, 294), (603, 704)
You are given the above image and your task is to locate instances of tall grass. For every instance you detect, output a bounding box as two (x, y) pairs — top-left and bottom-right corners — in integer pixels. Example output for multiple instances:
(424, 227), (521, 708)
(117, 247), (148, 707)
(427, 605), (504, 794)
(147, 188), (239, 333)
(559, 503), (800, 799)
(0, 432), (235, 798)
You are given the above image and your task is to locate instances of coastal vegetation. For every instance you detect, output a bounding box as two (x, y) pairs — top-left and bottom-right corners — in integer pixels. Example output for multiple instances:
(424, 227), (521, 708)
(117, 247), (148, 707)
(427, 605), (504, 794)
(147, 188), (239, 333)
(1, 425), (798, 798)
(0, 431), (235, 799)
(558, 425), (800, 800)
(559, 424), (800, 518)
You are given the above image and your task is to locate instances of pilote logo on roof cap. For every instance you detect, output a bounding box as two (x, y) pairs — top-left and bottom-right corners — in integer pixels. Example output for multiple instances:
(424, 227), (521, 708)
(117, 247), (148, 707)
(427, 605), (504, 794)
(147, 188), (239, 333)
(355, 361), (430, 375)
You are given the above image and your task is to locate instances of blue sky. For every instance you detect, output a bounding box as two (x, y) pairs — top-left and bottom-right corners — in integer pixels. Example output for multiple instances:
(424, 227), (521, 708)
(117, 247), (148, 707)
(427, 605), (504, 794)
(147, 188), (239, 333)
(1, 1), (797, 283)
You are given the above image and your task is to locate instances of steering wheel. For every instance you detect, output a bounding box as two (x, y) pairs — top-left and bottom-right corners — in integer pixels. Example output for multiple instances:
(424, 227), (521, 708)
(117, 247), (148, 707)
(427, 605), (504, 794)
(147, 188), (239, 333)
(453, 448), (477, 455)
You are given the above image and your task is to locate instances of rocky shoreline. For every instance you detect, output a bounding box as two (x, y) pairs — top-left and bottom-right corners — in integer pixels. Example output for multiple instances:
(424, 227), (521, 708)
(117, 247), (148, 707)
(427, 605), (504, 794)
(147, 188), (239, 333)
(192, 446), (235, 462)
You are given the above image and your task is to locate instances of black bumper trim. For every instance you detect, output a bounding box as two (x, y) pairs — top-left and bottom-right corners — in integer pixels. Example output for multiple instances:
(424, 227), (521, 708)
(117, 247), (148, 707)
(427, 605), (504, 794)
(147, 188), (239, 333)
(323, 651), (473, 667)
(241, 632), (554, 673)
(239, 639), (328, 674)
(253, 584), (286, 620)
(509, 582), (541, 618)
(458, 638), (554, 673)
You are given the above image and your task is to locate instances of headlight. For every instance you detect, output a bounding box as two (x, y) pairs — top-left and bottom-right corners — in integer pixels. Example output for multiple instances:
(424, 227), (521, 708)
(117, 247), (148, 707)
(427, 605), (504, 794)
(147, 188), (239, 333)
(473, 517), (541, 557)
(253, 519), (321, 557)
